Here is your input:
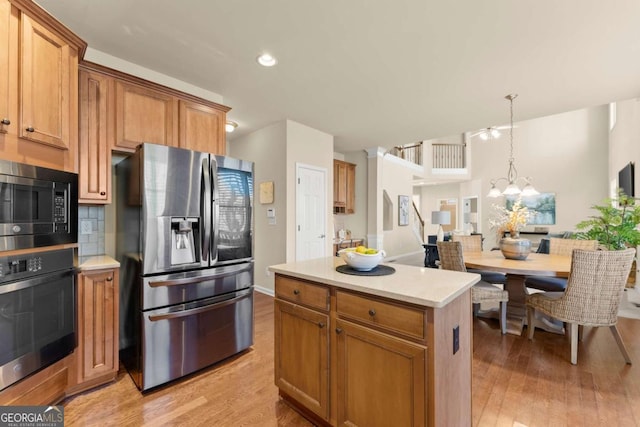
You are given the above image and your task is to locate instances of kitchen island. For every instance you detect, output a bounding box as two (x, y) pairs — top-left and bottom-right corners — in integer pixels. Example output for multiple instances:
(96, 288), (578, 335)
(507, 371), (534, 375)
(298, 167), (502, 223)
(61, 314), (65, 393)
(269, 257), (479, 427)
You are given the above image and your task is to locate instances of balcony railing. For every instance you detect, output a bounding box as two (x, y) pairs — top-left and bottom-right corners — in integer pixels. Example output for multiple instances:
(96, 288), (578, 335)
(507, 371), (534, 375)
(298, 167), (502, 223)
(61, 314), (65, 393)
(390, 142), (423, 166)
(432, 143), (466, 169)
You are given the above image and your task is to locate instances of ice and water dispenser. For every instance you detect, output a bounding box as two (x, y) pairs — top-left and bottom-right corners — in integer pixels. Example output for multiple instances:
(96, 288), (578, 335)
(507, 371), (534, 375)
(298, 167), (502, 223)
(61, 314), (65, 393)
(170, 217), (199, 265)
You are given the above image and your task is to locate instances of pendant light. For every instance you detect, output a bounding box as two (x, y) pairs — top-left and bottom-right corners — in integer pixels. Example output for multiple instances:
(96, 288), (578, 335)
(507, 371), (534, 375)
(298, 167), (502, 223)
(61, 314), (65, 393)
(487, 94), (539, 198)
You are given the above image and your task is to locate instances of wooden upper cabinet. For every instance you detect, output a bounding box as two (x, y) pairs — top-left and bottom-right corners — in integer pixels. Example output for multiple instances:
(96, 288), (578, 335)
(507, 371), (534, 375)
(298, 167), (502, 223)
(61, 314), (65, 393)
(79, 69), (111, 203)
(179, 100), (226, 154)
(334, 159), (356, 214)
(114, 81), (177, 152)
(20, 14), (73, 149)
(0, 0), (15, 136)
(0, 0), (85, 172)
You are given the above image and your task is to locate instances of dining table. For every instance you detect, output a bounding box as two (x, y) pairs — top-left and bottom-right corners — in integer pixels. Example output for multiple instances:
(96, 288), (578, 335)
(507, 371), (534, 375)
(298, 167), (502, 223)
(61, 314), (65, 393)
(463, 251), (572, 335)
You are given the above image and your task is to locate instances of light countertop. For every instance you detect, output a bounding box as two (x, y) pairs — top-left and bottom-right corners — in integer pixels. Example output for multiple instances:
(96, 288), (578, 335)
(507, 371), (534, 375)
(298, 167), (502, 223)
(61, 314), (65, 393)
(269, 257), (479, 308)
(77, 255), (120, 271)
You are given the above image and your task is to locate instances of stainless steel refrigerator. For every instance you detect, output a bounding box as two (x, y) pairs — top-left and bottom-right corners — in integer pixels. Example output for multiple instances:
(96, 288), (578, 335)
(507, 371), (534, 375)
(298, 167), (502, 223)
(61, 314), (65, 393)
(116, 143), (254, 391)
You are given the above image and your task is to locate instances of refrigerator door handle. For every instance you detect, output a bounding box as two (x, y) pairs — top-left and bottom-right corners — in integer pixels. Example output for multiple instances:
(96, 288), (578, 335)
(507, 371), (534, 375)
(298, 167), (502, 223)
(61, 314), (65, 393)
(210, 157), (219, 264)
(148, 291), (252, 322)
(201, 157), (211, 262)
(148, 267), (249, 287)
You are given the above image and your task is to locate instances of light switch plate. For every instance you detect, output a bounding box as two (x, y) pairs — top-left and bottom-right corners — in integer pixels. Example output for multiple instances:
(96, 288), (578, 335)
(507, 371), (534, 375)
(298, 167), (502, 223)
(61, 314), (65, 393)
(80, 220), (92, 235)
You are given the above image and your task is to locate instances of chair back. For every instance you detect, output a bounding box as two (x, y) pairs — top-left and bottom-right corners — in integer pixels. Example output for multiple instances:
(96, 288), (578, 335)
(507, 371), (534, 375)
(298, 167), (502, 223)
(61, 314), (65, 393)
(548, 238), (598, 256)
(436, 241), (467, 272)
(451, 234), (482, 253)
(561, 248), (636, 325)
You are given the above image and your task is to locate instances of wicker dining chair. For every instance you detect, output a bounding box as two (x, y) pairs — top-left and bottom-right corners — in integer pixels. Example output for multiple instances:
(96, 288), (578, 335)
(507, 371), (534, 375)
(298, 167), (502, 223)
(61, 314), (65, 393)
(437, 241), (508, 334)
(524, 238), (599, 292)
(451, 235), (507, 285)
(526, 248), (636, 365)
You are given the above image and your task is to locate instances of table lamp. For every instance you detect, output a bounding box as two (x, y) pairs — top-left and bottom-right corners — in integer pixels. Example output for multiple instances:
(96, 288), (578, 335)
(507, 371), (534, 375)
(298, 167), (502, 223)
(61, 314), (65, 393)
(469, 212), (478, 233)
(431, 211), (451, 242)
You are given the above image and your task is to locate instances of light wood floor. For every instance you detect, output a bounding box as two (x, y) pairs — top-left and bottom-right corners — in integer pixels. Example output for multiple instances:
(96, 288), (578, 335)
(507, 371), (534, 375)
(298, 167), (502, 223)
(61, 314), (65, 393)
(62, 291), (640, 426)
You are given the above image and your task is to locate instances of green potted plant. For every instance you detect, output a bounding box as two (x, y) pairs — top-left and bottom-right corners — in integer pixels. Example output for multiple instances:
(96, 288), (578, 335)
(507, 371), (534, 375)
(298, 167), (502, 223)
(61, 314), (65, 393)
(575, 189), (640, 285)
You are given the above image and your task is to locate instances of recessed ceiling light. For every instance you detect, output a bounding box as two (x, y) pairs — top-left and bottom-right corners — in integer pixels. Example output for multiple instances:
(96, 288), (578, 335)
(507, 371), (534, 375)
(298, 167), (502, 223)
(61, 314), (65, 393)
(225, 121), (238, 133)
(257, 53), (277, 67)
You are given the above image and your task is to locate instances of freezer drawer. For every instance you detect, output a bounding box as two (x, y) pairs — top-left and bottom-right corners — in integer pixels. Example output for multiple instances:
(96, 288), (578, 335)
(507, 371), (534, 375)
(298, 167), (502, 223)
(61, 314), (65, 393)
(141, 262), (253, 310)
(137, 287), (254, 391)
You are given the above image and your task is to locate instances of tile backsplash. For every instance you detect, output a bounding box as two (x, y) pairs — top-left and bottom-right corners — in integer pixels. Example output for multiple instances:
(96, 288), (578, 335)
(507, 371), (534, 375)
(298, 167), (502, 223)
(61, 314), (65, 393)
(78, 206), (105, 257)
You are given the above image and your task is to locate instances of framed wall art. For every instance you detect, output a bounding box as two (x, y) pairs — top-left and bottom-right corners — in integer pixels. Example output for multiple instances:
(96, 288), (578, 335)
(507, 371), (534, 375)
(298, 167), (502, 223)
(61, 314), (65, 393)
(398, 195), (410, 226)
(506, 193), (556, 225)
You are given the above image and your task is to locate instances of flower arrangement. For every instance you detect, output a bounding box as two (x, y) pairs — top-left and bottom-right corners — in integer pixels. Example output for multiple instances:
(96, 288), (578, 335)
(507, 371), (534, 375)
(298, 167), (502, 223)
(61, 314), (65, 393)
(490, 198), (531, 238)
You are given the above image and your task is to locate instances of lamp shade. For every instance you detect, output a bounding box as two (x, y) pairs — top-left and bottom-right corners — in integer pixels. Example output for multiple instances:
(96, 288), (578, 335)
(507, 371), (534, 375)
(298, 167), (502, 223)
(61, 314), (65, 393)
(431, 211), (451, 225)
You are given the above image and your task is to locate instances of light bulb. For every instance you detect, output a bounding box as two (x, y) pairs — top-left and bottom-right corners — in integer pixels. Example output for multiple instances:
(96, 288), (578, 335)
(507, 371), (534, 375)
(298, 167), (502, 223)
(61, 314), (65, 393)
(502, 183), (522, 195)
(257, 53), (277, 67)
(225, 121), (238, 133)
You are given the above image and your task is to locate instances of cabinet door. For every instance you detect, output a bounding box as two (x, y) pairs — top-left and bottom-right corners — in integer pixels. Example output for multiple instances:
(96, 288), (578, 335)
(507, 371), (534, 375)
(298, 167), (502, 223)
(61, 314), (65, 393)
(274, 299), (330, 421)
(115, 81), (176, 151)
(178, 100), (225, 154)
(77, 268), (119, 383)
(0, 0), (16, 135)
(345, 163), (356, 214)
(20, 14), (72, 149)
(335, 319), (427, 427)
(334, 160), (347, 208)
(79, 70), (111, 203)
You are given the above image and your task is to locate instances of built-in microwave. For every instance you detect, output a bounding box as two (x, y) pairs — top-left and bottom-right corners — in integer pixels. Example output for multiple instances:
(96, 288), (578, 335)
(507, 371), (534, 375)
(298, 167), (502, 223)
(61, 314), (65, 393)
(0, 160), (77, 251)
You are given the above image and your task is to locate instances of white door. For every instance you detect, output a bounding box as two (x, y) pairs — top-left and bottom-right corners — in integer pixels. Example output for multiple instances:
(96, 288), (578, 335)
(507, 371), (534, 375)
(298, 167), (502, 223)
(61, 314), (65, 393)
(296, 163), (327, 261)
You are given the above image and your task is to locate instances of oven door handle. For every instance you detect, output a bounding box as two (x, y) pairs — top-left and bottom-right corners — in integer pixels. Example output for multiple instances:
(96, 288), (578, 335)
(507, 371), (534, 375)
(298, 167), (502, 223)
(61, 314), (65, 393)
(0, 269), (74, 295)
(148, 291), (251, 322)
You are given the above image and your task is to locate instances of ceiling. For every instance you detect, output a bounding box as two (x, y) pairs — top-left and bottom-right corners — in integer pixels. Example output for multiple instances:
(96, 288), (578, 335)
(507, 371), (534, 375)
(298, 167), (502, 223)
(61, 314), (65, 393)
(36, 0), (640, 153)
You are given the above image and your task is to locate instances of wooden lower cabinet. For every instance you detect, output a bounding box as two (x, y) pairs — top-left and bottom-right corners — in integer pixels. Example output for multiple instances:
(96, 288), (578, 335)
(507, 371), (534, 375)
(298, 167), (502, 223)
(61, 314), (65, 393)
(274, 299), (330, 420)
(0, 356), (73, 405)
(70, 267), (120, 393)
(335, 319), (426, 427)
(274, 274), (471, 427)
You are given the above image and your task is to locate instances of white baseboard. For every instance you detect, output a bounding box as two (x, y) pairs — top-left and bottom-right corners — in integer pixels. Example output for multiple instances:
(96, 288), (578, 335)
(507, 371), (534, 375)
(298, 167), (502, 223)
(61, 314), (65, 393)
(254, 285), (274, 297)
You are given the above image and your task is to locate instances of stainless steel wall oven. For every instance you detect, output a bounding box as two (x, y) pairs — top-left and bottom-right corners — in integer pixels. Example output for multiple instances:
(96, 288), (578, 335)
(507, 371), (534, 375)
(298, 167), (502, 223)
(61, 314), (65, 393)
(0, 248), (76, 391)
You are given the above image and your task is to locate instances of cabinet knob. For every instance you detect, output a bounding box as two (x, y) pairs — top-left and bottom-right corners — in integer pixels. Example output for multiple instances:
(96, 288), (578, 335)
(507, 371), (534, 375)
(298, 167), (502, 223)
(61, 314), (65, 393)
(25, 126), (34, 132)
(368, 308), (376, 316)
(318, 322), (325, 328)
(335, 328), (343, 334)
(293, 289), (300, 295)
(100, 191), (106, 196)
(1, 118), (10, 125)
(106, 276), (113, 282)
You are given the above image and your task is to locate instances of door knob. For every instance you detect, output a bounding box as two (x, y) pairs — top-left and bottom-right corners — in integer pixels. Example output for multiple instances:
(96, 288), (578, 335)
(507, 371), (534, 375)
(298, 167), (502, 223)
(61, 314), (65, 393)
(25, 126), (34, 132)
(1, 118), (10, 125)
(318, 234), (325, 238)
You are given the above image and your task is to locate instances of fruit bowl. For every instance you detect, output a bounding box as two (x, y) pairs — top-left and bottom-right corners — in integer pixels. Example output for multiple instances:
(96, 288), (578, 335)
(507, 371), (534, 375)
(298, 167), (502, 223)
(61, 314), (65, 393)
(338, 247), (386, 271)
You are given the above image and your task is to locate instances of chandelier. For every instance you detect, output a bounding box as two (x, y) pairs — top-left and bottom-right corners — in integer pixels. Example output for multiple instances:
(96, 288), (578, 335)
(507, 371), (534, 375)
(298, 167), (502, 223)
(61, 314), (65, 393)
(486, 94), (539, 198)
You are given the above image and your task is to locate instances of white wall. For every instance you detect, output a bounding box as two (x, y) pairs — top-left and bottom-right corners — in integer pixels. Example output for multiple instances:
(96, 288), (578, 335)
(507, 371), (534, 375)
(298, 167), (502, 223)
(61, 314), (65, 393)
(609, 99), (640, 196)
(285, 120), (334, 262)
(473, 105), (609, 248)
(380, 156), (424, 257)
(231, 119), (333, 293)
(228, 122), (287, 293)
(419, 182), (462, 236)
